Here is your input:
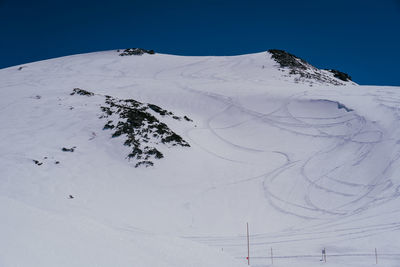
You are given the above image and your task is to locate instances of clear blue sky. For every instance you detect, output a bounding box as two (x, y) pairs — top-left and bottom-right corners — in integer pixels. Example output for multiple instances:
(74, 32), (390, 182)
(1, 0), (399, 85)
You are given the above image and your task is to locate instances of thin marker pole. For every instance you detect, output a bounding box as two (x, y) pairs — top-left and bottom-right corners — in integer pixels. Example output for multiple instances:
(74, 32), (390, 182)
(247, 222), (250, 265)
(270, 247), (273, 265)
(375, 248), (378, 264)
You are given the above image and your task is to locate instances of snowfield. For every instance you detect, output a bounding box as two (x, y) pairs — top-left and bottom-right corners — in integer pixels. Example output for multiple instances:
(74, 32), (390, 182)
(1, 50), (400, 266)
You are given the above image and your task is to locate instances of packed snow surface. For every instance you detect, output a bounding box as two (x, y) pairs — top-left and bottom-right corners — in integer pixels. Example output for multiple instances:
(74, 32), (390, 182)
(1, 50), (400, 266)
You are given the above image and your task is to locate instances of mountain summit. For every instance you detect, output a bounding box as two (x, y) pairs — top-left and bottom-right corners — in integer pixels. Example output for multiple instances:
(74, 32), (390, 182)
(268, 49), (354, 85)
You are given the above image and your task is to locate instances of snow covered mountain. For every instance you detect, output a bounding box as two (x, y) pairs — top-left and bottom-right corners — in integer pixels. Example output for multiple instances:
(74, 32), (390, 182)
(1, 49), (400, 267)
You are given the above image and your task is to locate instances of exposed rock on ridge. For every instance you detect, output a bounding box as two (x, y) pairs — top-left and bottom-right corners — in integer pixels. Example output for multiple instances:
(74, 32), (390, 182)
(119, 48), (155, 56)
(268, 49), (353, 86)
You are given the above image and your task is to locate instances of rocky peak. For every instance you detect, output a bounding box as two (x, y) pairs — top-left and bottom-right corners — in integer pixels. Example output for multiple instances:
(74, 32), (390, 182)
(268, 49), (353, 86)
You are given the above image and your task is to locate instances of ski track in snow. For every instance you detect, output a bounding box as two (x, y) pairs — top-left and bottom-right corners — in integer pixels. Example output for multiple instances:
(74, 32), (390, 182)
(150, 58), (400, 265)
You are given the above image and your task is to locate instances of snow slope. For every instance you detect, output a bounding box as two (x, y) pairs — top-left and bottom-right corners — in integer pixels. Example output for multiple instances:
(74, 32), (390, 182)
(1, 50), (400, 266)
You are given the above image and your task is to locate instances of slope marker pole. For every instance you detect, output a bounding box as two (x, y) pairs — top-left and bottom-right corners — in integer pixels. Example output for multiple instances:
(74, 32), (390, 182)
(375, 248), (378, 264)
(247, 222), (250, 265)
(270, 247), (273, 265)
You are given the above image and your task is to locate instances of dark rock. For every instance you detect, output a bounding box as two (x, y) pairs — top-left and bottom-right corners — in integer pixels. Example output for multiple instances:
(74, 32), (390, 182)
(184, 116), (193, 122)
(148, 104), (172, 116)
(268, 49), (308, 69)
(135, 161), (154, 168)
(268, 49), (351, 86)
(326, 69), (352, 81)
(103, 120), (115, 130)
(62, 147), (75, 152)
(119, 48), (155, 56)
(100, 96), (190, 167)
(70, 88), (94, 96)
(33, 160), (43, 166)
